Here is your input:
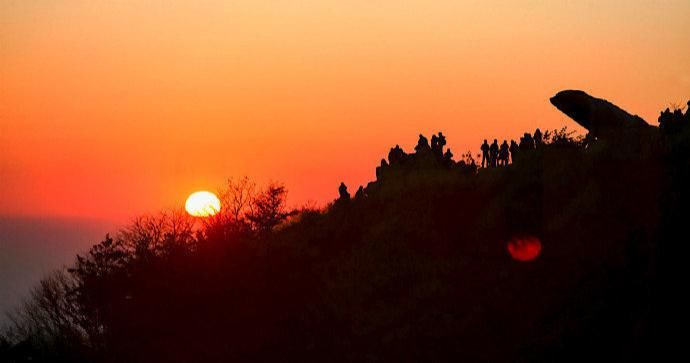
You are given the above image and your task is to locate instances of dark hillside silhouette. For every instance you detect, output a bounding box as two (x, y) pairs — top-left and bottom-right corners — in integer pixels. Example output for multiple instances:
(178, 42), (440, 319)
(2, 91), (690, 362)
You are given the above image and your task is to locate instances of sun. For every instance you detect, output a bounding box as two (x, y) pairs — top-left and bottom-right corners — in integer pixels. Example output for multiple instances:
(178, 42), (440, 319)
(185, 191), (221, 217)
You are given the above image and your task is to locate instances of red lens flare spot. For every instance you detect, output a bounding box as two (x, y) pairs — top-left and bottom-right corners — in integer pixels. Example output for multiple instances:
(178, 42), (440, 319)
(507, 236), (542, 262)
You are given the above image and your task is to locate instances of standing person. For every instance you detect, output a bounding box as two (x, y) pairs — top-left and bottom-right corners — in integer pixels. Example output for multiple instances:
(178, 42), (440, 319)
(480, 140), (490, 168)
(415, 134), (430, 153)
(338, 182), (350, 201)
(509, 140), (519, 164)
(437, 132), (447, 150)
(534, 128), (543, 147)
(443, 148), (454, 167)
(520, 133), (534, 151)
(490, 139), (499, 168)
(431, 134), (439, 154)
(499, 140), (510, 166)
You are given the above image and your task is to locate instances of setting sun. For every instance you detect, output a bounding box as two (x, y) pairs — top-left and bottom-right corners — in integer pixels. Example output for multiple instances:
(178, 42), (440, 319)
(1, 1), (688, 360)
(185, 191), (221, 217)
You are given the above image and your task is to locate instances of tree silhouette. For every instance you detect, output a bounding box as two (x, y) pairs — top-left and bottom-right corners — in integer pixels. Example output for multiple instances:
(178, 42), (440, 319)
(3, 92), (690, 362)
(247, 183), (293, 234)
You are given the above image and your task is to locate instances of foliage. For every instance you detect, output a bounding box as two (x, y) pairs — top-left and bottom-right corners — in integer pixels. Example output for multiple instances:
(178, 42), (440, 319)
(246, 183), (294, 233)
(3, 111), (690, 361)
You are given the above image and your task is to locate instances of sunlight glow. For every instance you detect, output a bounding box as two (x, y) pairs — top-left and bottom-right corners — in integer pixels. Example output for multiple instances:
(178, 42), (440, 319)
(185, 191), (221, 217)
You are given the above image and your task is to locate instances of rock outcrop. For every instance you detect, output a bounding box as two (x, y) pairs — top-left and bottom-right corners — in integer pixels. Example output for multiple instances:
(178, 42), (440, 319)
(550, 90), (651, 139)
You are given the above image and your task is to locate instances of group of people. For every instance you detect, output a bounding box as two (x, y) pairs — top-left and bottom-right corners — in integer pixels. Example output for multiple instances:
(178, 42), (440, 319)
(386, 128), (547, 171)
(385, 132), (455, 169)
(416, 132), (454, 163)
(658, 101), (690, 134)
(480, 128), (543, 168)
(341, 128), (550, 202)
(340, 104), (690, 201)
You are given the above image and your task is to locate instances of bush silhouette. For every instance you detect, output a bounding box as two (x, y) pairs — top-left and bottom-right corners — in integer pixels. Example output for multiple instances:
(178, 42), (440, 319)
(3, 92), (690, 362)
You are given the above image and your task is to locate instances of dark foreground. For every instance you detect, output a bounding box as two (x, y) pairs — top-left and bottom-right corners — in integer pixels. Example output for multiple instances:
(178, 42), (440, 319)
(2, 91), (689, 362)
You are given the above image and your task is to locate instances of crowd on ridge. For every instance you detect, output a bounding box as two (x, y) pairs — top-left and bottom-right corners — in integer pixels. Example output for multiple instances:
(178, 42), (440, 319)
(337, 101), (690, 200)
(336, 129), (551, 201)
(480, 129), (543, 168)
(658, 101), (690, 134)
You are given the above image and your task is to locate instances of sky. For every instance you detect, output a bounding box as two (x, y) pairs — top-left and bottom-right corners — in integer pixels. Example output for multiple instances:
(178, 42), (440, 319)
(0, 216), (115, 319)
(2, 0), (690, 222)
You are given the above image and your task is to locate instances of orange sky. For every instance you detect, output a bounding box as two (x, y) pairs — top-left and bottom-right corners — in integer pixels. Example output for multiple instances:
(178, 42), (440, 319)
(1, 0), (689, 222)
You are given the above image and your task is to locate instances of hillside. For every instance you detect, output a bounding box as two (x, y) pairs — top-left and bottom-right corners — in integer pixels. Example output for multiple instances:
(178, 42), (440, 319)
(2, 92), (689, 362)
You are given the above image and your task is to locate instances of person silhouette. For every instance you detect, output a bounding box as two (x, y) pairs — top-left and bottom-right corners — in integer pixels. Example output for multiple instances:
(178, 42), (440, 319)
(673, 108), (684, 124)
(438, 132), (446, 145)
(338, 182), (350, 201)
(415, 134), (430, 153)
(431, 134), (439, 150)
(509, 140), (519, 164)
(534, 128), (543, 147)
(437, 132), (447, 151)
(499, 140), (509, 166)
(388, 145), (406, 165)
(376, 159), (388, 180)
(490, 139), (499, 167)
(480, 140), (490, 168)
(519, 133), (534, 151)
(659, 107), (686, 133)
(659, 108), (672, 131)
(443, 148), (454, 167)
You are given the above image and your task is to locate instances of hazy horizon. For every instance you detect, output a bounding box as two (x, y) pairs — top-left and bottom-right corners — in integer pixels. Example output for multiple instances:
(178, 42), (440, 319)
(0, 216), (116, 319)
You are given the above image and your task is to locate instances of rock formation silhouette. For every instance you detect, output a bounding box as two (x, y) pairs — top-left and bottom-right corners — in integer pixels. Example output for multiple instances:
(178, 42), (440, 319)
(550, 90), (651, 139)
(4, 90), (690, 363)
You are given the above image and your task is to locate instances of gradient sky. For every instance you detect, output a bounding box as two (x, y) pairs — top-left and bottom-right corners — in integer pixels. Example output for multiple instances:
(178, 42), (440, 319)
(2, 0), (689, 222)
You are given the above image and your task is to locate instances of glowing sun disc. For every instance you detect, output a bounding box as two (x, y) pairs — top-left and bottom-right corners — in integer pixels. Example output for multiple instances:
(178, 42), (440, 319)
(185, 191), (221, 217)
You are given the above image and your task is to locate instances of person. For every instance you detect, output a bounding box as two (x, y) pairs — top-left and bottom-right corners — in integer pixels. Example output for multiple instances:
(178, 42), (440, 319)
(438, 132), (446, 148)
(480, 139), (490, 168)
(659, 107), (685, 134)
(388, 145), (406, 165)
(582, 133), (596, 149)
(534, 128), (543, 147)
(499, 140), (509, 166)
(659, 108), (671, 131)
(431, 133), (445, 159)
(376, 159), (388, 180)
(338, 182), (350, 201)
(509, 140), (519, 163)
(443, 148), (454, 167)
(437, 132), (447, 151)
(431, 134), (439, 152)
(519, 133), (534, 151)
(415, 134), (430, 153)
(673, 108), (684, 125)
(489, 139), (499, 168)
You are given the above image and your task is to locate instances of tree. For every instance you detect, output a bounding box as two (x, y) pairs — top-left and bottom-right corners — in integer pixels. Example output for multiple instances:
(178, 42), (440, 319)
(221, 176), (257, 223)
(119, 210), (195, 258)
(247, 183), (293, 234)
(3, 269), (92, 361)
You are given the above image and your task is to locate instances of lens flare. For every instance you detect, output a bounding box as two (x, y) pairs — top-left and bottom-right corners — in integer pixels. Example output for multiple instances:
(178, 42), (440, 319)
(507, 236), (542, 262)
(185, 191), (221, 217)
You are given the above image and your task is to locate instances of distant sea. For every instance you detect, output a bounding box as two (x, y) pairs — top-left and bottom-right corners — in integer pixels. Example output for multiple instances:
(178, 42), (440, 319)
(0, 216), (116, 324)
